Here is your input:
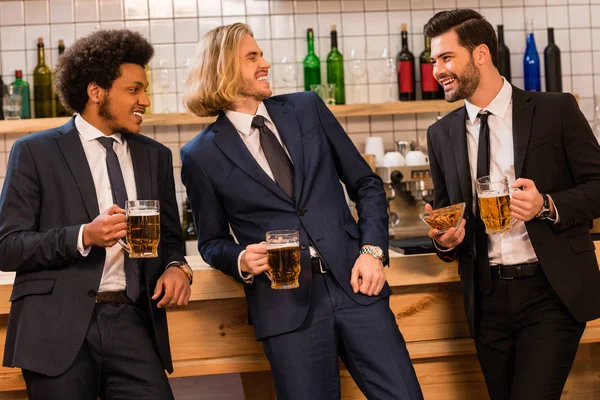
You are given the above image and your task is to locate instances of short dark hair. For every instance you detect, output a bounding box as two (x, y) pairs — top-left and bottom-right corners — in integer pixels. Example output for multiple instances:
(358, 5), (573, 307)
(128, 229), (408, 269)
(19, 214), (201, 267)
(424, 9), (498, 68)
(54, 29), (154, 114)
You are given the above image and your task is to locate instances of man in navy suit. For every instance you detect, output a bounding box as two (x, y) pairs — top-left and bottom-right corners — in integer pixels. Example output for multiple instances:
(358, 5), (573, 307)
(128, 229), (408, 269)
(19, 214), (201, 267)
(0, 29), (192, 399)
(181, 23), (423, 399)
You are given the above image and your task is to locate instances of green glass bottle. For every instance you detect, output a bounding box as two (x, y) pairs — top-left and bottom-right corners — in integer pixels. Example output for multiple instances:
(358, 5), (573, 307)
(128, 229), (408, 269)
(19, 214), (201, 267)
(11, 70), (31, 119)
(33, 37), (54, 118)
(303, 28), (321, 91)
(55, 40), (72, 117)
(326, 24), (345, 105)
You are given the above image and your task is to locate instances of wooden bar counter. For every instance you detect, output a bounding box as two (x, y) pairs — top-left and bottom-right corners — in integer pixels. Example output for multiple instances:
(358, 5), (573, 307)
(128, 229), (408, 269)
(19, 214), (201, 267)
(0, 247), (598, 399)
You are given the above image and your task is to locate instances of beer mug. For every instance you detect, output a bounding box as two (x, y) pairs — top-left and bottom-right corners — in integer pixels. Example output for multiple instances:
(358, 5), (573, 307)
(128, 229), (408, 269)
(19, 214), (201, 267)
(476, 176), (516, 235)
(265, 230), (301, 290)
(118, 200), (160, 258)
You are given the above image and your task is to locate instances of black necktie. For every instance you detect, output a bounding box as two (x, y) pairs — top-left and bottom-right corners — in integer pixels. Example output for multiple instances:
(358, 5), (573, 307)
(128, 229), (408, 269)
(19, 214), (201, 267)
(97, 137), (140, 302)
(251, 115), (295, 199)
(474, 111), (492, 295)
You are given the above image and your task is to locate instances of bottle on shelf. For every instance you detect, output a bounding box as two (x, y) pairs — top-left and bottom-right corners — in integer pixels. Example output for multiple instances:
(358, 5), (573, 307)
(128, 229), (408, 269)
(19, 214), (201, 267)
(145, 65), (152, 114)
(10, 70), (30, 119)
(419, 33), (439, 100)
(397, 23), (415, 101)
(326, 24), (345, 105)
(544, 27), (562, 93)
(181, 198), (198, 256)
(497, 25), (511, 82)
(592, 96), (600, 145)
(303, 28), (321, 91)
(0, 69), (4, 120)
(55, 40), (72, 117)
(523, 18), (541, 92)
(33, 37), (55, 118)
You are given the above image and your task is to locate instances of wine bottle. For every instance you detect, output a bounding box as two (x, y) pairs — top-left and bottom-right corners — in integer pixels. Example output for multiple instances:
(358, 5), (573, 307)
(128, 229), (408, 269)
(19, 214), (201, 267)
(523, 19), (541, 92)
(303, 28), (321, 91)
(497, 25), (511, 82)
(420, 34), (438, 100)
(11, 70), (30, 119)
(0, 72), (4, 120)
(397, 24), (415, 101)
(181, 198), (198, 256)
(55, 40), (72, 117)
(544, 27), (562, 92)
(326, 24), (345, 104)
(33, 37), (55, 118)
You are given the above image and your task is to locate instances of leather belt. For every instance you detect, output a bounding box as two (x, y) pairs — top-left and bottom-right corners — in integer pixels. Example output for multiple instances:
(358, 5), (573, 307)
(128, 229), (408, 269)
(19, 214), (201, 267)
(491, 262), (541, 280)
(311, 257), (329, 274)
(95, 291), (134, 304)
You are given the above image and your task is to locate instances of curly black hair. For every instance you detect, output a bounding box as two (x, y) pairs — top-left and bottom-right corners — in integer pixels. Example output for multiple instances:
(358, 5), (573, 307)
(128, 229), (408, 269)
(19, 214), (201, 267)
(54, 29), (154, 114)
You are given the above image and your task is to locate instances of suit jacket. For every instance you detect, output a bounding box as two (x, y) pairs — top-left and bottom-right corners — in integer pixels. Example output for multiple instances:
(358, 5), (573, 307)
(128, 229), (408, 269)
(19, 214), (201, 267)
(181, 91), (391, 340)
(427, 86), (600, 337)
(0, 118), (185, 376)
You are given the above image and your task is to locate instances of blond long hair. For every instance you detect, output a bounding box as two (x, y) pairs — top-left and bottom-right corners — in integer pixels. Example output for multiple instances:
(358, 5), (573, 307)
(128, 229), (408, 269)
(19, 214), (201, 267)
(184, 23), (253, 117)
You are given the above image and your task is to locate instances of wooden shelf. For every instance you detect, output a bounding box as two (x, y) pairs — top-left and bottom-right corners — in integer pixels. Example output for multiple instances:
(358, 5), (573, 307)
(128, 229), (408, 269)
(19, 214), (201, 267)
(0, 100), (463, 135)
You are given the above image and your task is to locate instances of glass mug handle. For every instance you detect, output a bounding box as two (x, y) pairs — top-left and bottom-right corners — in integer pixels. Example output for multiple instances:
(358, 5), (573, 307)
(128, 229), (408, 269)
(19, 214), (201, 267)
(508, 187), (521, 227)
(117, 237), (132, 254)
(264, 269), (273, 281)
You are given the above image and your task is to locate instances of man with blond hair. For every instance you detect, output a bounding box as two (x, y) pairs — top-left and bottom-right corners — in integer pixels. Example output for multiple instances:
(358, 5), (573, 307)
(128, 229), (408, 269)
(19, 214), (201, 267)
(181, 23), (423, 399)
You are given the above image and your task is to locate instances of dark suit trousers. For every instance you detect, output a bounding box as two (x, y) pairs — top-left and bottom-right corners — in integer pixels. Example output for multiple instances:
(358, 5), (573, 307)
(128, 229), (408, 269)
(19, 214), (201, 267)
(475, 271), (585, 400)
(22, 303), (173, 400)
(262, 272), (423, 400)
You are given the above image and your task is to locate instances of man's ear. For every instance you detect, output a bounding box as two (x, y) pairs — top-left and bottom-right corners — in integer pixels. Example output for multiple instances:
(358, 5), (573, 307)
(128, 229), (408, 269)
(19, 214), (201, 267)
(87, 82), (103, 104)
(473, 44), (491, 66)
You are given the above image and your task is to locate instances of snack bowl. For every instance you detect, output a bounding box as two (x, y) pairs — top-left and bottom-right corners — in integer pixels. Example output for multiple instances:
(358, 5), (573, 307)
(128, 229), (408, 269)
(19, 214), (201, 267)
(419, 202), (466, 233)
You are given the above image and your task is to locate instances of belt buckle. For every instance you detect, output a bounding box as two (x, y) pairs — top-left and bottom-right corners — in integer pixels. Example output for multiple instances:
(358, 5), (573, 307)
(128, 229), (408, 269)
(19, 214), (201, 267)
(497, 266), (514, 280)
(317, 258), (327, 274)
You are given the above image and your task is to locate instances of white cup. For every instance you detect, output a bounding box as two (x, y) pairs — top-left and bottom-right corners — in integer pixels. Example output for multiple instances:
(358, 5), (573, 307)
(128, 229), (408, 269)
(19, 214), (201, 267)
(383, 151), (405, 167)
(405, 150), (429, 166)
(364, 137), (385, 166)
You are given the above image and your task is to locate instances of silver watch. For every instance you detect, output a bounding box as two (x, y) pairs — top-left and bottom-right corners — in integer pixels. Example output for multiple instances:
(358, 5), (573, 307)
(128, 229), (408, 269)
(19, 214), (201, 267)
(359, 245), (384, 260)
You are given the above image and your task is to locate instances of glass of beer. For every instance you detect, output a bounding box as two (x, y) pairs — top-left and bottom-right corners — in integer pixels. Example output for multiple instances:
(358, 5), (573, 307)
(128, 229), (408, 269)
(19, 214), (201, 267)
(476, 176), (516, 235)
(118, 200), (160, 258)
(265, 230), (301, 289)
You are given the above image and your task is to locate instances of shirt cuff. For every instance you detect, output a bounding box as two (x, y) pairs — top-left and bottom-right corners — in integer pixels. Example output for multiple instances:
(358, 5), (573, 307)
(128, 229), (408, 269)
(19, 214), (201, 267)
(237, 250), (254, 284)
(433, 238), (456, 252)
(77, 225), (91, 257)
(547, 195), (560, 224)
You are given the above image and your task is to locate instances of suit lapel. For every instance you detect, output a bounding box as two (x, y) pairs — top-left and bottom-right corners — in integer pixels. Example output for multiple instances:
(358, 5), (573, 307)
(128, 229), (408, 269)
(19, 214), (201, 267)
(450, 106), (473, 209)
(55, 118), (99, 220)
(212, 113), (293, 204)
(512, 86), (534, 178)
(125, 134), (153, 201)
(264, 98), (304, 202)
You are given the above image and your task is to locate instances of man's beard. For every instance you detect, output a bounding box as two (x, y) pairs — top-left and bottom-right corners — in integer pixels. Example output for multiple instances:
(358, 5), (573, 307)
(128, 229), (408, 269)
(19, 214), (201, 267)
(239, 76), (271, 101)
(98, 93), (136, 135)
(444, 56), (481, 102)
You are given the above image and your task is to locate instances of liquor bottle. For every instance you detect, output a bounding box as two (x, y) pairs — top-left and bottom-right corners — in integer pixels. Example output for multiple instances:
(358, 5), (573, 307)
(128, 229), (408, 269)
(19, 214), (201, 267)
(303, 28), (321, 91)
(33, 37), (55, 118)
(326, 24), (345, 104)
(497, 25), (511, 82)
(544, 27), (562, 92)
(523, 19), (541, 92)
(397, 24), (415, 101)
(181, 198), (198, 256)
(55, 40), (72, 117)
(10, 70), (30, 119)
(420, 34), (438, 100)
(0, 71), (4, 120)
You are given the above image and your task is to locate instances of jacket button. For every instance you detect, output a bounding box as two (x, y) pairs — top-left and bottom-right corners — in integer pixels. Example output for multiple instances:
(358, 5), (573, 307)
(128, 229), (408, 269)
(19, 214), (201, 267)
(300, 243), (308, 250)
(87, 290), (96, 298)
(298, 209), (305, 216)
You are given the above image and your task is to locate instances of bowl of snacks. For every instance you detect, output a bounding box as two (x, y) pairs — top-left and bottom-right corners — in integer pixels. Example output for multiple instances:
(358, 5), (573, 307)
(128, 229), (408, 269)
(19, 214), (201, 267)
(419, 203), (466, 233)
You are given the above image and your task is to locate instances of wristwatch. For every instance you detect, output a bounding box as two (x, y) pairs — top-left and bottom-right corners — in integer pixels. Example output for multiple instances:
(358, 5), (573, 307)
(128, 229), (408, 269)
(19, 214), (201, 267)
(359, 245), (384, 261)
(167, 261), (194, 285)
(535, 193), (551, 220)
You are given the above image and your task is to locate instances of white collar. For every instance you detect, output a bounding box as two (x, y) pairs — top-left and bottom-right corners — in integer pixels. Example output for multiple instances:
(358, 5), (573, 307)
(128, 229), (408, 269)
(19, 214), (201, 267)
(224, 102), (273, 136)
(464, 77), (512, 125)
(74, 114), (123, 145)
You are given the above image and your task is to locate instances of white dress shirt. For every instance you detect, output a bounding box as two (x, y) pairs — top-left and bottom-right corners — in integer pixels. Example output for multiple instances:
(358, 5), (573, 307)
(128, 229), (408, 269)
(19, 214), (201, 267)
(75, 114), (138, 292)
(464, 78), (538, 266)
(224, 103), (315, 281)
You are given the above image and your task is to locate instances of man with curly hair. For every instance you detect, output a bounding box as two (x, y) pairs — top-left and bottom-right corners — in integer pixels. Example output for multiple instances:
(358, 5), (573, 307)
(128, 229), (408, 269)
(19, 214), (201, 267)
(0, 29), (191, 399)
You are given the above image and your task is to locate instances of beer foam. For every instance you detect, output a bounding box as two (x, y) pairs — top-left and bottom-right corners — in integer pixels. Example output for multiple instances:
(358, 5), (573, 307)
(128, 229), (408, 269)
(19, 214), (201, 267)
(128, 210), (160, 216)
(267, 243), (298, 250)
(478, 190), (506, 199)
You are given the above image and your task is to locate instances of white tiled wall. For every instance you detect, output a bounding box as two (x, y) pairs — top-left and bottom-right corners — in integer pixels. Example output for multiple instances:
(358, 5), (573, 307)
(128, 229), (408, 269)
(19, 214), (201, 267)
(1, 0), (599, 213)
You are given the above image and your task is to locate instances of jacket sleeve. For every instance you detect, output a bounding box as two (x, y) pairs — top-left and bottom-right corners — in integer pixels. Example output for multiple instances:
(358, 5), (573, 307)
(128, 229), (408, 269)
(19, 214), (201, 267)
(0, 139), (80, 272)
(180, 144), (247, 284)
(310, 91), (389, 263)
(548, 93), (600, 232)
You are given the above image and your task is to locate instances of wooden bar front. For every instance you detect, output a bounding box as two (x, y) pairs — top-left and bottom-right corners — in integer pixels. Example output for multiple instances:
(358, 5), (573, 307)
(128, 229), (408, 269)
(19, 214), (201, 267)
(0, 247), (598, 399)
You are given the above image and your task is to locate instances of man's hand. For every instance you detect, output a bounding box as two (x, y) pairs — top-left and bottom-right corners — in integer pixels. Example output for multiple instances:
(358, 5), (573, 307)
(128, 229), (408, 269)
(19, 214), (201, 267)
(425, 203), (467, 249)
(350, 253), (386, 296)
(510, 178), (544, 222)
(241, 242), (269, 276)
(82, 204), (127, 248)
(152, 266), (191, 309)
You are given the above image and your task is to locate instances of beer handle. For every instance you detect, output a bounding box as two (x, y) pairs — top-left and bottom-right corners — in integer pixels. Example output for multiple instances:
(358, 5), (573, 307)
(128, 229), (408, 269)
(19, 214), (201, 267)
(117, 237), (132, 254)
(509, 187), (521, 228)
(264, 268), (273, 282)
